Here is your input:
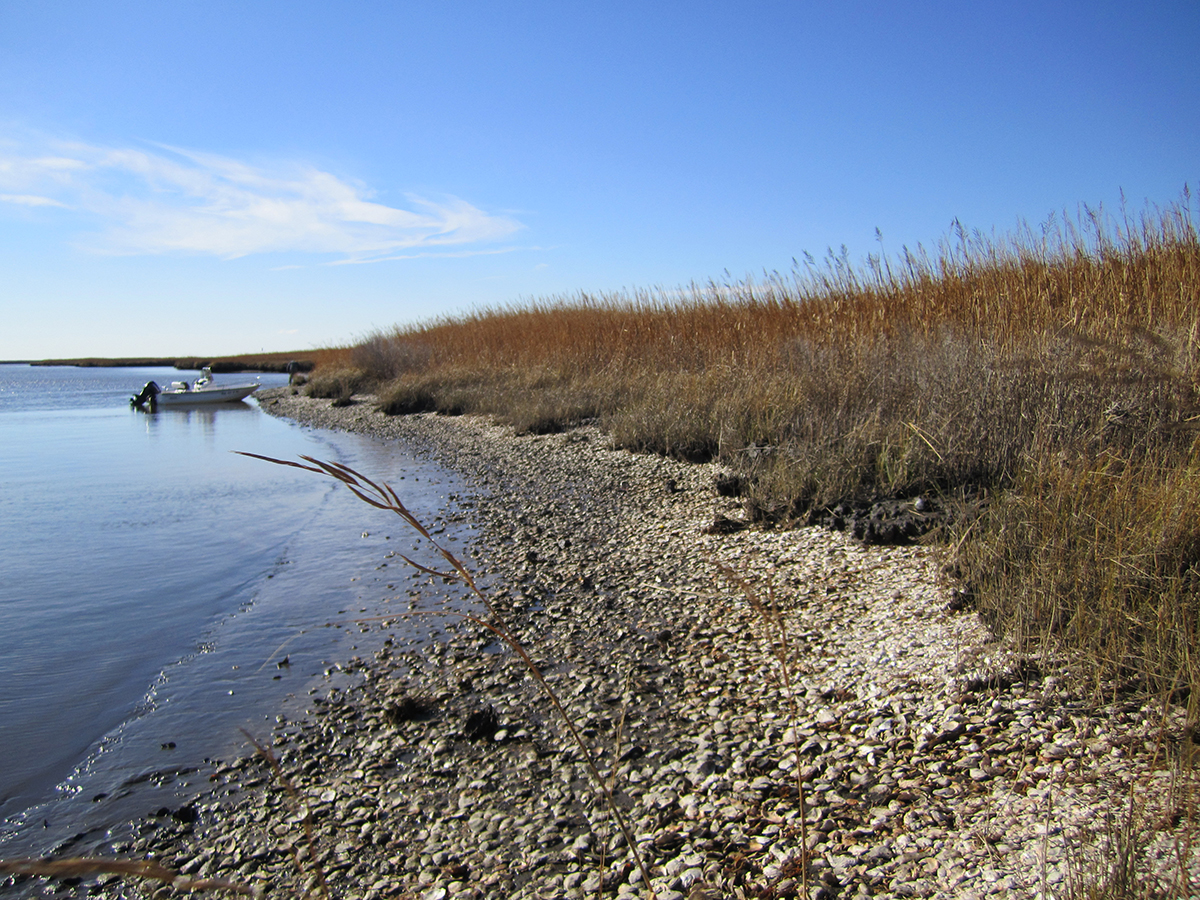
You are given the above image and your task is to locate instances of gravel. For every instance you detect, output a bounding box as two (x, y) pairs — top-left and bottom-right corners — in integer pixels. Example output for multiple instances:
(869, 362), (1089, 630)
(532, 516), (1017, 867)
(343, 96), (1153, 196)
(20, 387), (1196, 900)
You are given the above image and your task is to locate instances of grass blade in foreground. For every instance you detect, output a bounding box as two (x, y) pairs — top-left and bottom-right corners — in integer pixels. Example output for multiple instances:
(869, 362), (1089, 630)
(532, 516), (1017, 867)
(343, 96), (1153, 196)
(0, 858), (257, 897)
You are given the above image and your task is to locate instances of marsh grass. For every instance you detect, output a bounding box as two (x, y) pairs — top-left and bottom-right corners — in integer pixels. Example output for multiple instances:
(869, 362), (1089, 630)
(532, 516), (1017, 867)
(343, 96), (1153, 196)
(316, 192), (1200, 706)
(956, 446), (1200, 699)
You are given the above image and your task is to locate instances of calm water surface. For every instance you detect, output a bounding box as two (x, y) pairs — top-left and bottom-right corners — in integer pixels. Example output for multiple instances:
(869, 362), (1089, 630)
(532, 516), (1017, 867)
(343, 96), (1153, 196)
(0, 365), (472, 857)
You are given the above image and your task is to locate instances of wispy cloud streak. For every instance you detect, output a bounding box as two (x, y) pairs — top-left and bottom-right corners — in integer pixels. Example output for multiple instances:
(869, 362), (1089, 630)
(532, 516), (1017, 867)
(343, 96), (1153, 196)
(0, 193), (69, 207)
(0, 139), (523, 261)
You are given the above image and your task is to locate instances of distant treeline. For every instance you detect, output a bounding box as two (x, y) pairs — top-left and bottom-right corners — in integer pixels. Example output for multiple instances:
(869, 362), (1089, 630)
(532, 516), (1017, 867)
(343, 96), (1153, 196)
(25, 352), (326, 374)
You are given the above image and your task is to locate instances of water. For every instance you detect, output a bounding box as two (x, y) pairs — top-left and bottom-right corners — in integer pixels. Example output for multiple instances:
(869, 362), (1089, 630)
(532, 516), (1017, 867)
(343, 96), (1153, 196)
(0, 365), (472, 858)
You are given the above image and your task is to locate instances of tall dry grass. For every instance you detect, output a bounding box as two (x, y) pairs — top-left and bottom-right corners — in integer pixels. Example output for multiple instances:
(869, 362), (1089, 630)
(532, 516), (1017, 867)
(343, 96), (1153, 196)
(322, 191), (1200, 702)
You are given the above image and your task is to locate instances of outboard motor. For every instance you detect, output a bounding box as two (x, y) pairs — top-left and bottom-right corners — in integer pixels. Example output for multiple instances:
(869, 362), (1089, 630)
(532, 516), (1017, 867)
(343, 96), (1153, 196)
(131, 381), (161, 409)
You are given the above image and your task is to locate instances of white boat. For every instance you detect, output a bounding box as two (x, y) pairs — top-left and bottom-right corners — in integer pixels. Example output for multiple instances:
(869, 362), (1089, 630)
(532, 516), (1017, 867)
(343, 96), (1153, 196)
(131, 367), (261, 409)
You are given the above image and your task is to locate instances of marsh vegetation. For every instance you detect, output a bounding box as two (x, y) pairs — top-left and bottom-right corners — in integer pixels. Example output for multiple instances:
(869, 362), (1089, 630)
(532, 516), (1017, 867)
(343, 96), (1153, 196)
(315, 194), (1200, 708)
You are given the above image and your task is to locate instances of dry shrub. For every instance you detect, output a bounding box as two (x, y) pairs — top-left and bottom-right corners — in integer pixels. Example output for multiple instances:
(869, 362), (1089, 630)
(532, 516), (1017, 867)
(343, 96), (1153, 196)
(377, 377), (440, 415)
(500, 371), (617, 435)
(377, 368), (489, 416)
(350, 333), (432, 380)
(605, 370), (727, 461)
(305, 367), (369, 405)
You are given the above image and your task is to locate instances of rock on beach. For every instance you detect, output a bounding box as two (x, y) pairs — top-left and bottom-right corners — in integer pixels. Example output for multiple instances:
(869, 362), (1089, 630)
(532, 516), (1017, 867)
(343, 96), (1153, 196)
(43, 387), (1196, 900)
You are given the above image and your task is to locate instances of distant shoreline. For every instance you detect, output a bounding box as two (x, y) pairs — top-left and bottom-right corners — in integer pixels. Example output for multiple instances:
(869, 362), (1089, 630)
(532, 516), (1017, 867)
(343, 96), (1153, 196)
(3, 353), (319, 374)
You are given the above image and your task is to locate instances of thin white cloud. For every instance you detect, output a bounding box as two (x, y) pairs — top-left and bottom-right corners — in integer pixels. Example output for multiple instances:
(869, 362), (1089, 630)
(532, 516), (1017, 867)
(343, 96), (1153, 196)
(327, 245), (534, 265)
(0, 138), (523, 261)
(0, 193), (68, 207)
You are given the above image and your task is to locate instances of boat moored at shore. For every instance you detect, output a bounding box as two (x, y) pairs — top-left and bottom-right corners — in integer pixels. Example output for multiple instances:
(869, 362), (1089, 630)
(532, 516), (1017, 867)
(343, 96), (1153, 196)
(131, 367), (260, 409)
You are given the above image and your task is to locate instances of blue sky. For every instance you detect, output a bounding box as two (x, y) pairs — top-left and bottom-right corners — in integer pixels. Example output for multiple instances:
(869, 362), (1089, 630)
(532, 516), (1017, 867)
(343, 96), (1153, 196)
(1, 1), (1196, 360)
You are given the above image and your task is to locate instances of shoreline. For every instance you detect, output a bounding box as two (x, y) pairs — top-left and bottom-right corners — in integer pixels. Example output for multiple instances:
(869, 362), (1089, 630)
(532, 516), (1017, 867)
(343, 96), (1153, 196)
(6, 355), (317, 373)
(28, 387), (1195, 899)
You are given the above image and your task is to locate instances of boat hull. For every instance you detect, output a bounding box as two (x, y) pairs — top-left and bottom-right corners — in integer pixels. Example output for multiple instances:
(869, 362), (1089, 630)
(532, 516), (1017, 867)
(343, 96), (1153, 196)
(152, 384), (260, 405)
